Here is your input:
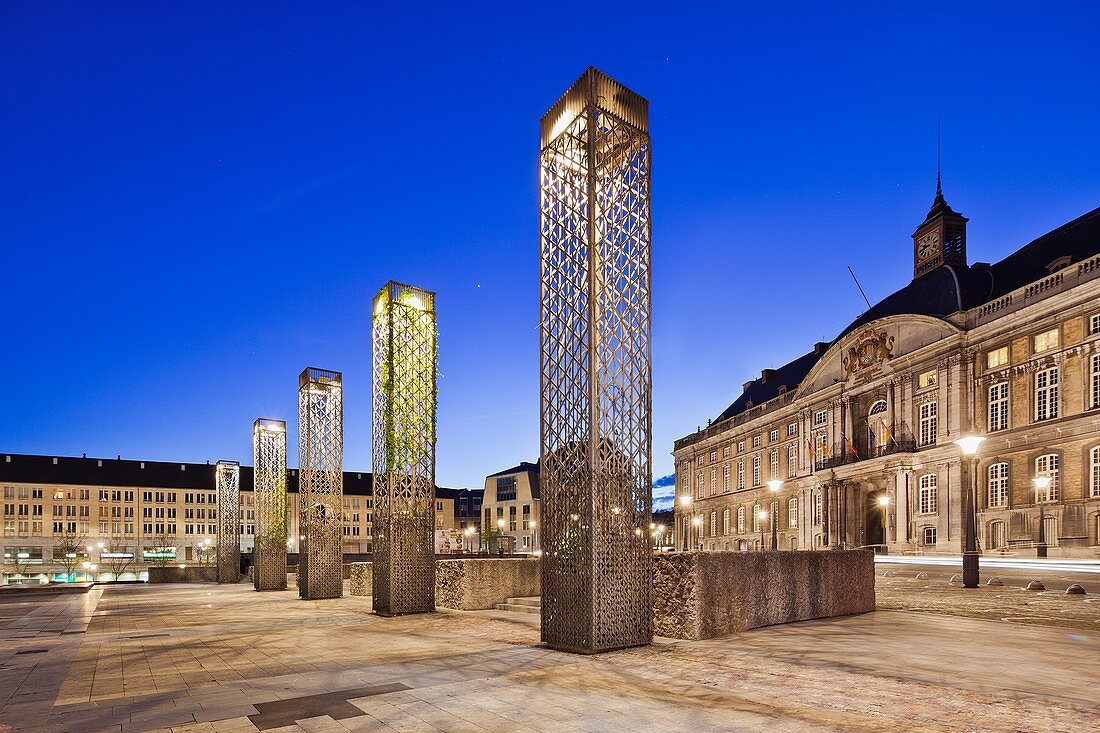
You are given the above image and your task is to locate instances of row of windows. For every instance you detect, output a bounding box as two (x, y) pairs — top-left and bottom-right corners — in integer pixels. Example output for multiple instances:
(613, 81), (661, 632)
(694, 498), (801, 538)
(691, 445), (801, 497)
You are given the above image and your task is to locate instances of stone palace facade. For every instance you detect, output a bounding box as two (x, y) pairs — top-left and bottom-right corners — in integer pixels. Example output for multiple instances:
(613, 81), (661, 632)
(674, 186), (1100, 557)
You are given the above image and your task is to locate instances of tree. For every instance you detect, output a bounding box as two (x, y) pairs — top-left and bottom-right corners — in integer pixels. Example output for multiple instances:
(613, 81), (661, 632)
(146, 531), (178, 567)
(52, 526), (89, 580)
(100, 535), (135, 578)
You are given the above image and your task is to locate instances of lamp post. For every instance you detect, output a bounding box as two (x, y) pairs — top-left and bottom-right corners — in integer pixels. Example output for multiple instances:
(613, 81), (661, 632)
(529, 520), (538, 554)
(463, 526), (475, 554)
(876, 495), (890, 554)
(952, 435), (986, 588)
(1032, 476), (1052, 558)
(766, 480), (782, 550)
(679, 495), (693, 551)
(692, 514), (703, 551)
(757, 509), (768, 550)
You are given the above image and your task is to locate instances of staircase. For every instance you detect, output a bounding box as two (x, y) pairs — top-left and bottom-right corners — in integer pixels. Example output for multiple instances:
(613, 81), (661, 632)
(494, 596), (541, 614)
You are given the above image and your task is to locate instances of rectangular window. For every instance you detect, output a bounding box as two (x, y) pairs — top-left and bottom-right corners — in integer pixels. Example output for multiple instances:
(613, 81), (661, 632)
(787, 443), (797, 478)
(752, 435), (761, 448)
(769, 450), (779, 480)
(1035, 454), (1059, 501)
(1035, 367), (1059, 421)
(813, 410), (828, 427)
(722, 508), (730, 535)
(1091, 446), (1100, 498)
(709, 451), (716, 462)
(723, 464), (730, 493)
(917, 369), (938, 390)
(1090, 313), (1100, 336)
(988, 463), (1009, 508)
(697, 471), (704, 495)
(1033, 328), (1059, 353)
(509, 505), (517, 532)
(787, 422), (798, 437)
(919, 402), (937, 446)
(769, 429), (779, 442)
(813, 491), (822, 525)
(722, 445), (730, 458)
(988, 383), (1009, 431)
(1091, 354), (1100, 410)
(923, 526), (937, 546)
(736, 460), (745, 490)
(919, 474), (937, 514)
(751, 456), (760, 486)
(737, 441), (745, 453)
(986, 346), (1009, 370)
(495, 477), (517, 502)
(709, 468), (717, 497)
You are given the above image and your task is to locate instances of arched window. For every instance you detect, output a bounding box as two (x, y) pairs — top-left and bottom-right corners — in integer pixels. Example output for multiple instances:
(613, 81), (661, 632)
(737, 460), (745, 490)
(737, 505), (746, 534)
(989, 520), (1007, 549)
(1035, 454), (1059, 501)
(752, 504), (762, 532)
(868, 400), (888, 452)
(723, 463), (730, 493)
(987, 462), (1009, 508)
(722, 508), (730, 535)
(788, 497), (798, 528)
(710, 511), (717, 537)
(1091, 446), (1100, 498)
(919, 474), (937, 514)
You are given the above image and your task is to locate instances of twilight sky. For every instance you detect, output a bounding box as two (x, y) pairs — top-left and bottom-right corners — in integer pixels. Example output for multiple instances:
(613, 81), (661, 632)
(2, 3), (1098, 503)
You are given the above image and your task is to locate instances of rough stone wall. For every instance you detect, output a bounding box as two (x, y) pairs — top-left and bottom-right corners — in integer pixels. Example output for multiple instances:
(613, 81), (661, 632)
(653, 550), (875, 639)
(147, 566), (218, 583)
(436, 558), (540, 611)
(349, 562), (372, 596)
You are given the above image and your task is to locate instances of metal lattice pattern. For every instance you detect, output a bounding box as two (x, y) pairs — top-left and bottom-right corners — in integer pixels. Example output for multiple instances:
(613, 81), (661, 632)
(371, 282), (437, 616)
(539, 67), (653, 654)
(253, 418), (287, 591)
(215, 460), (241, 584)
(298, 368), (344, 600)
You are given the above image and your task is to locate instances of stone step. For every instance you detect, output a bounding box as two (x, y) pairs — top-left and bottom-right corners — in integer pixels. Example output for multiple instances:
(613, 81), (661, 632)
(494, 602), (541, 614)
(503, 596), (541, 607)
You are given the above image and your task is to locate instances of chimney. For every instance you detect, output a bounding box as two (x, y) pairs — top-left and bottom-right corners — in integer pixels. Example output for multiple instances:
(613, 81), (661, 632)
(814, 342), (829, 354)
(761, 368), (777, 382)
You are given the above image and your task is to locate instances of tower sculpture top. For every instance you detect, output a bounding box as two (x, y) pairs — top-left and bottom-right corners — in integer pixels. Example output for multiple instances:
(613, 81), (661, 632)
(540, 66), (649, 149)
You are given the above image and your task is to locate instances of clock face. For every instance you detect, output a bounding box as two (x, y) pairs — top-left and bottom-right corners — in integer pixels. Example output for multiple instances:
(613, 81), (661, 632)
(917, 231), (940, 261)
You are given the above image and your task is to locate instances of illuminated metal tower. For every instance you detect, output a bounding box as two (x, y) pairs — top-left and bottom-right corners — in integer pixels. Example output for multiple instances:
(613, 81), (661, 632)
(298, 368), (344, 600)
(371, 282), (437, 616)
(538, 67), (653, 653)
(215, 460), (241, 584)
(253, 418), (287, 591)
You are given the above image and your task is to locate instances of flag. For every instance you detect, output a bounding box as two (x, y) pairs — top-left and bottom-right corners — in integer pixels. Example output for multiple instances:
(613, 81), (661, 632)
(845, 437), (859, 458)
(880, 419), (896, 446)
(868, 425), (876, 453)
(822, 441), (831, 458)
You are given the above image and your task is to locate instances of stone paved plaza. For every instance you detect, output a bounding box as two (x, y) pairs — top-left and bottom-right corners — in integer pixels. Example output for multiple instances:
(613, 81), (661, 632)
(1, 578), (1097, 733)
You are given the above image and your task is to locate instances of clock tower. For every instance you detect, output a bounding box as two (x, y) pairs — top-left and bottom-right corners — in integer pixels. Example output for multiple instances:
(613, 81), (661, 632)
(913, 174), (968, 278)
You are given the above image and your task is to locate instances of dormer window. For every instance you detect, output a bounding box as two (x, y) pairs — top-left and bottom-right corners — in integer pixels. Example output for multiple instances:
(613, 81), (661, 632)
(1046, 256), (1072, 274)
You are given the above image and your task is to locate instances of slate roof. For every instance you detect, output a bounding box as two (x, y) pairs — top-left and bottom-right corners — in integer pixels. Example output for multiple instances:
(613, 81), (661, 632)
(0, 453), (372, 495)
(713, 202), (1100, 423)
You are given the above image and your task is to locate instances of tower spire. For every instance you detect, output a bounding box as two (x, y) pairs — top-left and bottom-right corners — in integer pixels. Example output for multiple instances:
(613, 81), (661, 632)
(936, 118), (942, 196)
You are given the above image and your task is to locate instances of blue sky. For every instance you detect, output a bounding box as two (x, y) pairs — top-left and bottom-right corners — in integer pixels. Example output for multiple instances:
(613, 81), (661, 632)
(2, 3), (1098, 503)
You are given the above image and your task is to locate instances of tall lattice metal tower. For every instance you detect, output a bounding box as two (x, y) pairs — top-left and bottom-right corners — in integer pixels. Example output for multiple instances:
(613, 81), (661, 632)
(298, 368), (344, 600)
(538, 67), (653, 654)
(215, 460), (240, 584)
(371, 281), (437, 616)
(253, 418), (287, 591)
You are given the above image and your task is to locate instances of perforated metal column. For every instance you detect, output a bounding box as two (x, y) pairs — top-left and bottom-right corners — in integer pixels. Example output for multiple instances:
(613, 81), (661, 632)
(298, 368), (344, 600)
(253, 418), (287, 591)
(215, 460), (240, 584)
(371, 282), (437, 616)
(539, 67), (653, 654)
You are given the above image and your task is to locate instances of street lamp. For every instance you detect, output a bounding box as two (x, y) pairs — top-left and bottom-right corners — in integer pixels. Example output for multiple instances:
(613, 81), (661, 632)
(766, 480), (782, 550)
(692, 514), (703, 551)
(1032, 476), (1052, 558)
(679, 495), (693, 551)
(528, 520), (538, 554)
(756, 510), (768, 550)
(876, 495), (890, 553)
(952, 434), (986, 588)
